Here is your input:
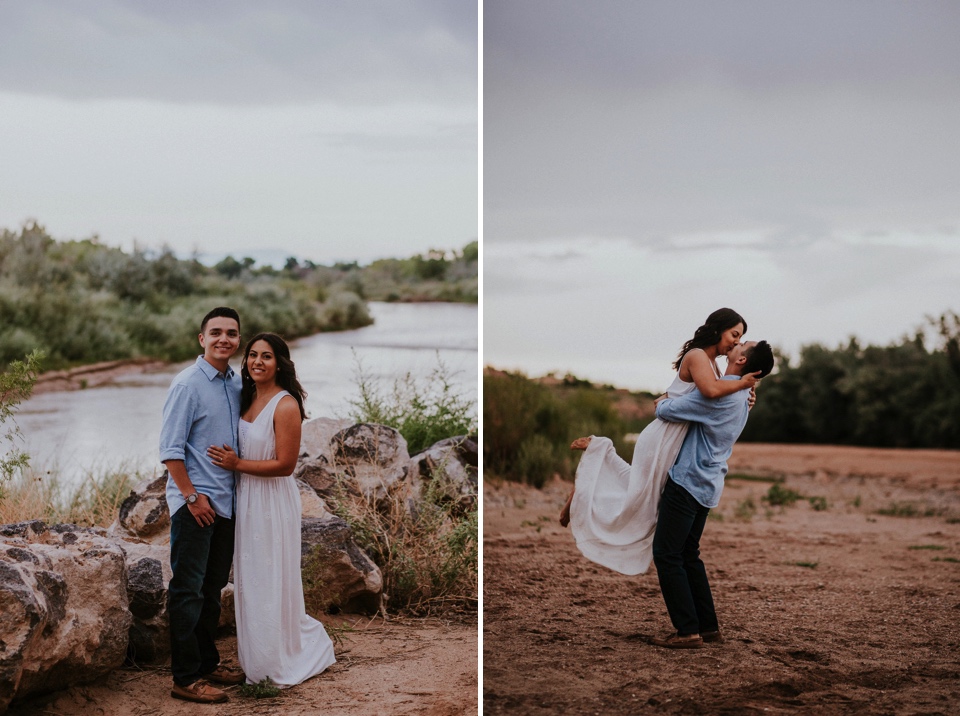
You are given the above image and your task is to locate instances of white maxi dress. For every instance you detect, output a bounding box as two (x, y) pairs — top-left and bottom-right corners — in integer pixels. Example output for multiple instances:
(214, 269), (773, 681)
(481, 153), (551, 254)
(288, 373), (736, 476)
(235, 390), (336, 687)
(569, 359), (720, 575)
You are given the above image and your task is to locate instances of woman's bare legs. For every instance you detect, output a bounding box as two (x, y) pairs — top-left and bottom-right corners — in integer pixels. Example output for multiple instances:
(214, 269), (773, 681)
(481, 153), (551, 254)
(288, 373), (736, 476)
(559, 437), (592, 527)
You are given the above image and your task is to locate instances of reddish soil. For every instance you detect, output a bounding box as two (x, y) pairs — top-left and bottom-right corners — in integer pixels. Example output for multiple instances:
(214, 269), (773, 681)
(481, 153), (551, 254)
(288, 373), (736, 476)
(483, 444), (960, 715)
(10, 616), (477, 716)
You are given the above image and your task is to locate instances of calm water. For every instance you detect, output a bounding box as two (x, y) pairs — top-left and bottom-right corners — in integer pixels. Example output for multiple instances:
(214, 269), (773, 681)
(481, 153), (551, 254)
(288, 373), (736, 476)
(16, 302), (477, 487)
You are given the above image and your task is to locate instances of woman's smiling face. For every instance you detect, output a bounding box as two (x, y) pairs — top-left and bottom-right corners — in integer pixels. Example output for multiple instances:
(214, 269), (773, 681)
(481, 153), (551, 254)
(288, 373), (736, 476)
(245, 339), (278, 385)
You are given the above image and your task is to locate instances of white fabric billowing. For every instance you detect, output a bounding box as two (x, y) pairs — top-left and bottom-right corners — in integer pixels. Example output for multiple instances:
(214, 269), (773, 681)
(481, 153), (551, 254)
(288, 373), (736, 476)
(569, 371), (699, 576)
(235, 390), (336, 687)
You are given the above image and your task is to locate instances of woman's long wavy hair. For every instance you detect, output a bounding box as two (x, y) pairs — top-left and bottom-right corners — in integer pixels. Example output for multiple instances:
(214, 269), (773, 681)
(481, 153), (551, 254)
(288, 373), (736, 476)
(673, 308), (748, 371)
(240, 332), (308, 421)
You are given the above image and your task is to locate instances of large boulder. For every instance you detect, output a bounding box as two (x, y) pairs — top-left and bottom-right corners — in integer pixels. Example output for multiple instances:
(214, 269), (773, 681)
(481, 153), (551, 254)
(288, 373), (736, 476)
(0, 521), (131, 711)
(299, 417), (353, 462)
(328, 423), (411, 500)
(300, 517), (382, 615)
(117, 540), (172, 665)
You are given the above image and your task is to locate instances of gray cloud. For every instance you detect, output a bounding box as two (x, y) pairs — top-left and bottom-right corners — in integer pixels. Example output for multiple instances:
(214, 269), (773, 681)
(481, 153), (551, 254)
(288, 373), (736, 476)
(484, 0), (960, 245)
(0, 0), (477, 106)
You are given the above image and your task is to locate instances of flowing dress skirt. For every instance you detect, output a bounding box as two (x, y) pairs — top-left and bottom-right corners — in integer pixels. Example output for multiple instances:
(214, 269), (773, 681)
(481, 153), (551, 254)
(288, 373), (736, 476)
(569, 418), (689, 575)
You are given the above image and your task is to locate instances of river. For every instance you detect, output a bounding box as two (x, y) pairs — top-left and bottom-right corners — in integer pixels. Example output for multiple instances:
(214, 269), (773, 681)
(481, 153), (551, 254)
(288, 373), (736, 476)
(15, 302), (477, 488)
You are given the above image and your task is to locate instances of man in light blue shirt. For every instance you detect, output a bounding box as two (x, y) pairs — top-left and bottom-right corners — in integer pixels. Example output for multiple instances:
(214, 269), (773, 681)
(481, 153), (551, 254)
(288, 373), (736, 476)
(159, 307), (245, 703)
(649, 340), (775, 649)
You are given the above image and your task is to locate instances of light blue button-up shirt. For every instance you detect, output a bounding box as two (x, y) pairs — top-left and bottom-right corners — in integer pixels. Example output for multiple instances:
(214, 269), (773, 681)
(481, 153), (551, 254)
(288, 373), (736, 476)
(655, 376), (750, 509)
(160, 356), (242, 519)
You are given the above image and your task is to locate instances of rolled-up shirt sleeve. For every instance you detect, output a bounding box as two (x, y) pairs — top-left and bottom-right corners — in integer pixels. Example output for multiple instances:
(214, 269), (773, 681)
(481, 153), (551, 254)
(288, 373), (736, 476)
(657, 391), (721, 425)
(159, 383), (195, 462)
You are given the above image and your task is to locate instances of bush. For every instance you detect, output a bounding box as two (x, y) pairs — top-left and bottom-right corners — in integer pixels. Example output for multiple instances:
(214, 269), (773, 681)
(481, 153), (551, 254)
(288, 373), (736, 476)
(0, 349), (43, 484)
(348, 354), (476, 454)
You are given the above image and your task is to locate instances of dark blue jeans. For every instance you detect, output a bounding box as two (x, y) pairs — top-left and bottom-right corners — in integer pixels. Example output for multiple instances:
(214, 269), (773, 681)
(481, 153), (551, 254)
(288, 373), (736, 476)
(652, 478), (718, 636)
(168, 504), (235, 686)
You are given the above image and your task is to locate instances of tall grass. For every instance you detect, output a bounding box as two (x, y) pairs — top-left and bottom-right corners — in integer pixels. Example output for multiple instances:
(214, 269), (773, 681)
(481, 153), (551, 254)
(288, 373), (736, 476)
(348, 353), (476, 454)
(0, 462), (145, 527)
(332, 472), (478, 616)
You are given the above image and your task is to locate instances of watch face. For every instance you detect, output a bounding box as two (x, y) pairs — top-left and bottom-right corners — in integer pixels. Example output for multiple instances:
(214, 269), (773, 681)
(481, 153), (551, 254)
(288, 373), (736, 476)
(187, 494), (197, 504)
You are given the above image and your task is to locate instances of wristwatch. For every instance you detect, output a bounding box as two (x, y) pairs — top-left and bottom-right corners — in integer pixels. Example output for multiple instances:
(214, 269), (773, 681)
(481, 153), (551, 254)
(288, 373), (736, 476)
(186, 492), (199, 505)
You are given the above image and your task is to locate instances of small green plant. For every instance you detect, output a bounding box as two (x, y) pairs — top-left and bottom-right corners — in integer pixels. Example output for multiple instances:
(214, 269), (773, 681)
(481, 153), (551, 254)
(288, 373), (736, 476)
(325, 622), (356, 650)
(808, 496), (828, 511)
(764, 483), (803, 507)
(877, 502), (937, 518)
(238, 677), (281, 699)
(908, 545), (946, 551)
(792, 561), (819, 569)
(734, 497), (756, 521)
(851, 495), (862, 508)
(932, 557), (960, 563)
(726, 473), (781, 483)
(708, 510), (724, 521)
(945, 517), (960, 524)
(349, 352), (476, 454)
(0, 350), (44, 488)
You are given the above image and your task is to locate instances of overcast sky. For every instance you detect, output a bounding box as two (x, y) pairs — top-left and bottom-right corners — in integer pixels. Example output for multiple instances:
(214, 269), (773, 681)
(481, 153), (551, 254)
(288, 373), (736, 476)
(0, 0), (477, 264)
(484, 0), (960, 391)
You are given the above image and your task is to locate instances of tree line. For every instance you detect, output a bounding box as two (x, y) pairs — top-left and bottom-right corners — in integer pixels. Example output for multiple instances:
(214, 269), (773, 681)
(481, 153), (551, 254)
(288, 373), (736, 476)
(0, 223), (475, 370)
(484, 312), (960, 486)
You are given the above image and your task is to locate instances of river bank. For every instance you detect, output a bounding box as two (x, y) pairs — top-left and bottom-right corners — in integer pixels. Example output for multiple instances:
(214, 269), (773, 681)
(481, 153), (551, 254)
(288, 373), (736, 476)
(14, 302), (478, 487)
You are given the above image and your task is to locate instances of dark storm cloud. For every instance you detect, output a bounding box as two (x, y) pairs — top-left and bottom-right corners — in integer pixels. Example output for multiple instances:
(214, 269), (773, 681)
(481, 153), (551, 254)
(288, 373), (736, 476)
(484, 0), (960, 244)
(0, 0), (477, 105)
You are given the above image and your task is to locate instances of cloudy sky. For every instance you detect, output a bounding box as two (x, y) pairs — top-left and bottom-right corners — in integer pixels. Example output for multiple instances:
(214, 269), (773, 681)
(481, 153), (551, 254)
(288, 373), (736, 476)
(0, 0), (477, 264)
(484, 0), (960, 391)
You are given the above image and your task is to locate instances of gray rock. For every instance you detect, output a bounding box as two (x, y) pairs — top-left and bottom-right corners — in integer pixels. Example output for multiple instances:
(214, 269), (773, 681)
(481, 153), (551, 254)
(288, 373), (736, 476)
(329, 423), (411, 500)
(111, 474), (170, 542)
(0, 524), (131, 711)
(300, 516), (382, 615)
(410, 436), (479, 513)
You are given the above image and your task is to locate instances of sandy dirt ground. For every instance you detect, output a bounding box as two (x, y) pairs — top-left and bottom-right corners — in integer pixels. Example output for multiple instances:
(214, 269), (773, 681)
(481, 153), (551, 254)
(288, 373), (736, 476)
(9, 616), (477, 716)
(483, 444), (960, 715)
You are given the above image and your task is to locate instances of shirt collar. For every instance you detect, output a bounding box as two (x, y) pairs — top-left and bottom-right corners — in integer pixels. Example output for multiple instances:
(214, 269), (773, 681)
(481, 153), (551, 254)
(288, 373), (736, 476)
(195, 355), (235, 380)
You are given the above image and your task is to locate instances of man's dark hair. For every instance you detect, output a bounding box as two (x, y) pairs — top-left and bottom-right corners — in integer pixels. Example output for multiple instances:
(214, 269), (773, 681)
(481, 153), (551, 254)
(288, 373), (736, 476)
(741, 340), (774, 379)
(200, 306), (241, 333)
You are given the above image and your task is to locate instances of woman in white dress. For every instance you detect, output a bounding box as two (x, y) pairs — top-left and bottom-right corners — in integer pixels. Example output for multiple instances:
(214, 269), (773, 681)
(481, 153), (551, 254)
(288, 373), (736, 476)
(207, 332), (336, 688)
(559, 308), (761, 576)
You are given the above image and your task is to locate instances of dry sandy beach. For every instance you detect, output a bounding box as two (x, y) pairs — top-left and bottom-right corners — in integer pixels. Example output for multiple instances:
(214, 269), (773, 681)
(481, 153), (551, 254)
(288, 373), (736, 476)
(9, 616), (477, 716)
(483, 444), (960, 715)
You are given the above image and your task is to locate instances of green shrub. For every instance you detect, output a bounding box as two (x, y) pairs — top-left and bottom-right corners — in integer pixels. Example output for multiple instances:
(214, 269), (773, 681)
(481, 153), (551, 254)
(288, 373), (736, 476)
(764, 483), (803, 507)
(348, 354), (476, 454)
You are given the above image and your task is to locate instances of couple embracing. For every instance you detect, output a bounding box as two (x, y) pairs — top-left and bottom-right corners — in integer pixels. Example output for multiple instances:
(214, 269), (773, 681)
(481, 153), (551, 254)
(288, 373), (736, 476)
(159, 307), (335, 704)
(562, 307), (775, 649)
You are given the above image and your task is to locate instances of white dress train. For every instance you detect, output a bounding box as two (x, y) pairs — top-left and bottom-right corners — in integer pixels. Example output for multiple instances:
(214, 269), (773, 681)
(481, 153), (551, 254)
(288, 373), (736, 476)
(235, 390), (336, 687)
(569, 362), (717, 575)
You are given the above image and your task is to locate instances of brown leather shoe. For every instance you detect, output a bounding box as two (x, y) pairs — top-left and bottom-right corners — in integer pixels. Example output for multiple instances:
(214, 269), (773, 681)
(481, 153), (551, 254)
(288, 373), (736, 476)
(171, 680), (228, 703)
(701, 630), (724, 643)
(205, 663), (246, 685)
(650, 632), (704, 649)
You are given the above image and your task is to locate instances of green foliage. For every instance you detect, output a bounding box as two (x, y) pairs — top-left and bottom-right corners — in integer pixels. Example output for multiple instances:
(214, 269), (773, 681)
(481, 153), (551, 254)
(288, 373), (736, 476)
(907, 544), (946, 550)
(764, 483), (803, 507)
(238, 678), (281, 699)
(348, 354), (476, 454)
(792, 561), (819, 569)
(483, 369), (643, 486)
(877, 502), (938, 517)
(742, 313), (960, 448)
(0, 223), (375, 370)
(355, 241), (479, 303)
(808, 496), (829, 511)
(734, 497), (757, 521)
(0, 350), (43, 484)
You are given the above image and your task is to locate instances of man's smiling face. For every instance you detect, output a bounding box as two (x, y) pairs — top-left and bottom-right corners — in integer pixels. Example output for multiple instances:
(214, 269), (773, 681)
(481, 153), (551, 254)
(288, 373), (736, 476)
(198, 316), (240, 366)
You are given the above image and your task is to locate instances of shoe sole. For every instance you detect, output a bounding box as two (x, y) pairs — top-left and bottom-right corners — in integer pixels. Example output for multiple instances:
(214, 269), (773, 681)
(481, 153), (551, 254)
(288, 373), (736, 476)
(171, 690), (228, 704)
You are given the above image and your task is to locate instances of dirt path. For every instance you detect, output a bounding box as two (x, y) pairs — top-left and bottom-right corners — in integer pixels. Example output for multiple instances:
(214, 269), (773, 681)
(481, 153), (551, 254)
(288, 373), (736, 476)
(483, 444), (960, 715)
(10, 616), (477, 716)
